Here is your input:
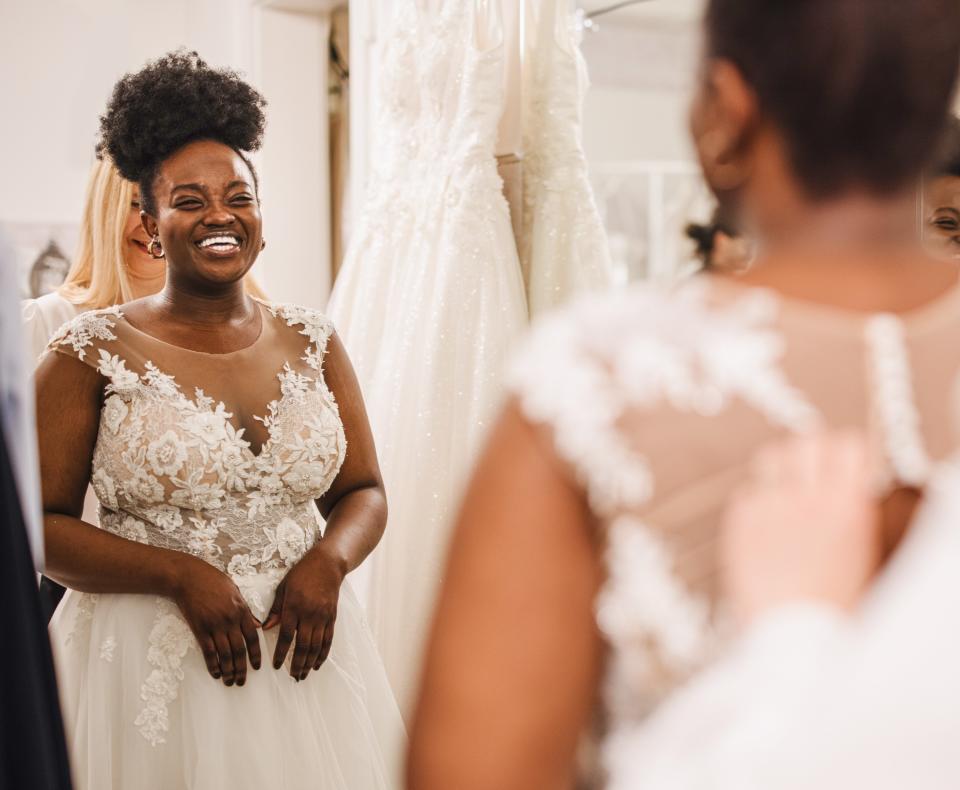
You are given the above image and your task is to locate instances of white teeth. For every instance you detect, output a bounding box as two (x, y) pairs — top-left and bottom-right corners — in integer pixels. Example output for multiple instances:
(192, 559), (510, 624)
(198, 235), (241, 248)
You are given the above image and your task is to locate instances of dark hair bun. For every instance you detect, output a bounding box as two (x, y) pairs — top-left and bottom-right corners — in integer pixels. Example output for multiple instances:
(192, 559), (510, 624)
(97, 50), (266, 184)
(706, 0), (960, 197)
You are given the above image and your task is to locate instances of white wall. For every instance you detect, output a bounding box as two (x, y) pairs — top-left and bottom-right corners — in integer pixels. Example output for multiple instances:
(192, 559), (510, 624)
(253, 7), (331, 308)
(0, 0), (332, 305)
(580, 16), (699, 165)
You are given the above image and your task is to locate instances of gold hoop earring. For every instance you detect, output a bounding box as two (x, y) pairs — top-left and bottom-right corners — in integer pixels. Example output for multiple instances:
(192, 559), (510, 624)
(147, 236), (165, 259)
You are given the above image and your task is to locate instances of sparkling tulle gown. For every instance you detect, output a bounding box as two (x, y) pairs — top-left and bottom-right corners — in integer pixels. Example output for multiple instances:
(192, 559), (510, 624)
(46, 302), (404, 790)
(327, 1), (528, 714)
(519, 0), (614, 317)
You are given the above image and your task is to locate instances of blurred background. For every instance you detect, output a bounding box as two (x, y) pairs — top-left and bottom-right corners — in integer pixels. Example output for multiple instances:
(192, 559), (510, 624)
(0, 0), (712, 305)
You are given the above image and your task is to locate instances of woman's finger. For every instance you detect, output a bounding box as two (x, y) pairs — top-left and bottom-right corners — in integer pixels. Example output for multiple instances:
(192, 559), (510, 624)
(241, 613), (262, 672)
(227, 627), (248, 687)
(290, 624), (314, 680)
(214, 632), (236, 686)
(198, 634), (221, 680)
(272, 610), (298, 670)
(301, 623), (325, 680)
(317, 617), (336, 669)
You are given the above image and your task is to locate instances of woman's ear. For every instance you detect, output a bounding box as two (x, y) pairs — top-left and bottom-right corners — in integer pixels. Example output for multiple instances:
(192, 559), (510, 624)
(694, 59), (759, 194)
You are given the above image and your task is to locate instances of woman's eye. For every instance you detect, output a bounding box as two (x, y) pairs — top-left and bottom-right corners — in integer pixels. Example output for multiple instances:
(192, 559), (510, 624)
(231, 195), (253, 205)
(131, 200), (140, 210)
(175, 200), (202, 209)
(933, 217), (959, 231)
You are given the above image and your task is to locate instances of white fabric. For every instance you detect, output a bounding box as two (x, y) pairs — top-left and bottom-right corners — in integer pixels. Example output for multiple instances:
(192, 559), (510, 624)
(519, 0), (614, 317)
(21, 291), (100, 528)
(46, 304), (405, 789)
(604, 456), (960, 790)
(22, 291), (82, 362)
(0, 231), (44, 565)
(328, 1), (528, 716)
(506, 276), (960, 785)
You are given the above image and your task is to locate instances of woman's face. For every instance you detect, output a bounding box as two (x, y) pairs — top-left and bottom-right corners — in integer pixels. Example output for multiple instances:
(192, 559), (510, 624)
(143, 139), (262, 288)
(923, 174), (960, 259)
(124, 184), (154, 267)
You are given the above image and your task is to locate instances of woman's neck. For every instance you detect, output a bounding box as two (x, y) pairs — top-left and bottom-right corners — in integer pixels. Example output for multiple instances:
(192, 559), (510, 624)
(730, 189), (960, 314)
(127, 266), (167, 301)
(150, 279), (256, 327)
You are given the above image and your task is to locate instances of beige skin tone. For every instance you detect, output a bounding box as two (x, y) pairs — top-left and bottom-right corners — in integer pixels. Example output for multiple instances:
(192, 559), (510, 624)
(923, 174), (960, 260)
(407, 57), (960, 790)
(723, 434), (881, 626)
(38, 139), (386, 687)
(125, 184), (167, 298)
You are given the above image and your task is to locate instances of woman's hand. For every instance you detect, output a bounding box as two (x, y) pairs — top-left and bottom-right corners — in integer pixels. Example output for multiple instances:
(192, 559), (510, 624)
(170, 555), (262, 687)
(722, 432), (882, 626)
(263, 545), (346, 680)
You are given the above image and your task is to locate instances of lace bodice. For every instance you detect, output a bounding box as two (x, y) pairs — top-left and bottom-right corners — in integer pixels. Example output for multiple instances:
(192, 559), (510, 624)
(508, 275), (960, 777)
(47, 301), (346, 595)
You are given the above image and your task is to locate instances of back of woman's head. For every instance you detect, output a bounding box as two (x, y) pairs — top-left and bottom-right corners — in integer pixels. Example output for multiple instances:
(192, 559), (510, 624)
(705, 0), (960, 198)
(59, 157), (135, 308)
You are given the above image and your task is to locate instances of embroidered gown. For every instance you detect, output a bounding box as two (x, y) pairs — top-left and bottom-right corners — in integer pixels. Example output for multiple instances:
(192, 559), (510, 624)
(507, 274), (960, 786)
(45, 301), (404, 790)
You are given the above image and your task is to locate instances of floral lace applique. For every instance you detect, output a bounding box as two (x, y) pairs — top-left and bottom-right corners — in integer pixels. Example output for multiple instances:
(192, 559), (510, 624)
(135, 603), (194, 746)
(48, 307), (122, 361)
(65, 593), (100, 646)
(100, 636), (117, 663)
(509, 281), (821, 728)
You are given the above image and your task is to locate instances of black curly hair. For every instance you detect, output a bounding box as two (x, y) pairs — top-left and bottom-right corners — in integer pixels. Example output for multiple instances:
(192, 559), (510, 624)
(97, 50), (267, 214)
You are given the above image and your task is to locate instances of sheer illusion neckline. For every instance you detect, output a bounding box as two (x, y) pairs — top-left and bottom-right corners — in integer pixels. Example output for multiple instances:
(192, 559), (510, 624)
(119, 301), (266, 357)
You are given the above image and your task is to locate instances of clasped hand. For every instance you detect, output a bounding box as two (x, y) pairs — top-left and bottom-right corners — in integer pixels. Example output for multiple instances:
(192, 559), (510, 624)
(172, 547), (345, 686)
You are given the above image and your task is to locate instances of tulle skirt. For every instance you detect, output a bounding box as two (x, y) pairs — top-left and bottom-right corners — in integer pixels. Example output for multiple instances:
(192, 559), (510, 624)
(49, 574), (405, 790)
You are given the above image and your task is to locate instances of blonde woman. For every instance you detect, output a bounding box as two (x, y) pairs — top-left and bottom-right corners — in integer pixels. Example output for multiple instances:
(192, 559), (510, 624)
(23, 156), (266, 359)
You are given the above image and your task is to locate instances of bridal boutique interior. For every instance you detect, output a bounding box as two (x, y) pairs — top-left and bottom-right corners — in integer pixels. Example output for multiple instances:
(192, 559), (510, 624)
(1, 0), (716, 720)
(3, 1), (960, 789)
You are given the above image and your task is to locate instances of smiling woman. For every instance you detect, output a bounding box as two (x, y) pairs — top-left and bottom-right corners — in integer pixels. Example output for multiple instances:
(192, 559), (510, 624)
(32, 50), (404, 790)
(924, 117), (960, 260)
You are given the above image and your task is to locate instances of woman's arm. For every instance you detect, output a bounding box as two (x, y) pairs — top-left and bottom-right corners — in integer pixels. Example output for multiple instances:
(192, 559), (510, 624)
(264, 331), (388, 679)
(38, 351), (262, 686)
(407, 400), (604, 790)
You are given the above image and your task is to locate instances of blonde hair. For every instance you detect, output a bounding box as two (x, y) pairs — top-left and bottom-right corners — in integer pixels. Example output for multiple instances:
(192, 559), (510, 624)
(59, 158), (268, 309)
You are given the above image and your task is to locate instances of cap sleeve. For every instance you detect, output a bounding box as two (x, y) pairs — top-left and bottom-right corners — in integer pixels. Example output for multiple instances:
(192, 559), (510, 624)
(44, 306), (123, 367)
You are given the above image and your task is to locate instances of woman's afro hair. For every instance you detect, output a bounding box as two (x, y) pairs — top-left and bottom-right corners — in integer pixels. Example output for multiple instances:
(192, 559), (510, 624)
(96, 50), (266, 212)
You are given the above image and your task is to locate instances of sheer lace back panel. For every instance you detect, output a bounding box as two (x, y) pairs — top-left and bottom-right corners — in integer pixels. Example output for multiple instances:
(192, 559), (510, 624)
(510, 276), (960, 727)
(46, 301), (346, 582)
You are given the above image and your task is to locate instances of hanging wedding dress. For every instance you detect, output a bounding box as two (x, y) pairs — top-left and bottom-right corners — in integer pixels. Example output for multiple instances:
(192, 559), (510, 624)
(327, 1), (528, 715)
(45, 302), (404, 789)
(519, 0), (614, 317)
(507, 274), (960, 786)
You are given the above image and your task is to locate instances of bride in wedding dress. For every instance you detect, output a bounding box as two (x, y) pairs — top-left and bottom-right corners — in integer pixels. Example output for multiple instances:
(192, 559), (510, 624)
(37, 52), (403, 790)
(328, 1), (529, 714)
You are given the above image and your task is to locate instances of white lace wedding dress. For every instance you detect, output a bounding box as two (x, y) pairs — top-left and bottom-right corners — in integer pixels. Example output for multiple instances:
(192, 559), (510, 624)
(519, 0), (614, 317)
(327, 1), (528, 714)
(45, 302), (404, 790)
(507, 274), (960, 786)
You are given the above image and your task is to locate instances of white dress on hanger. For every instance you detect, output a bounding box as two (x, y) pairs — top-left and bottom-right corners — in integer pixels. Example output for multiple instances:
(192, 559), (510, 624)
(519, 0), (614, 317)
(327, 1), (528, 715)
